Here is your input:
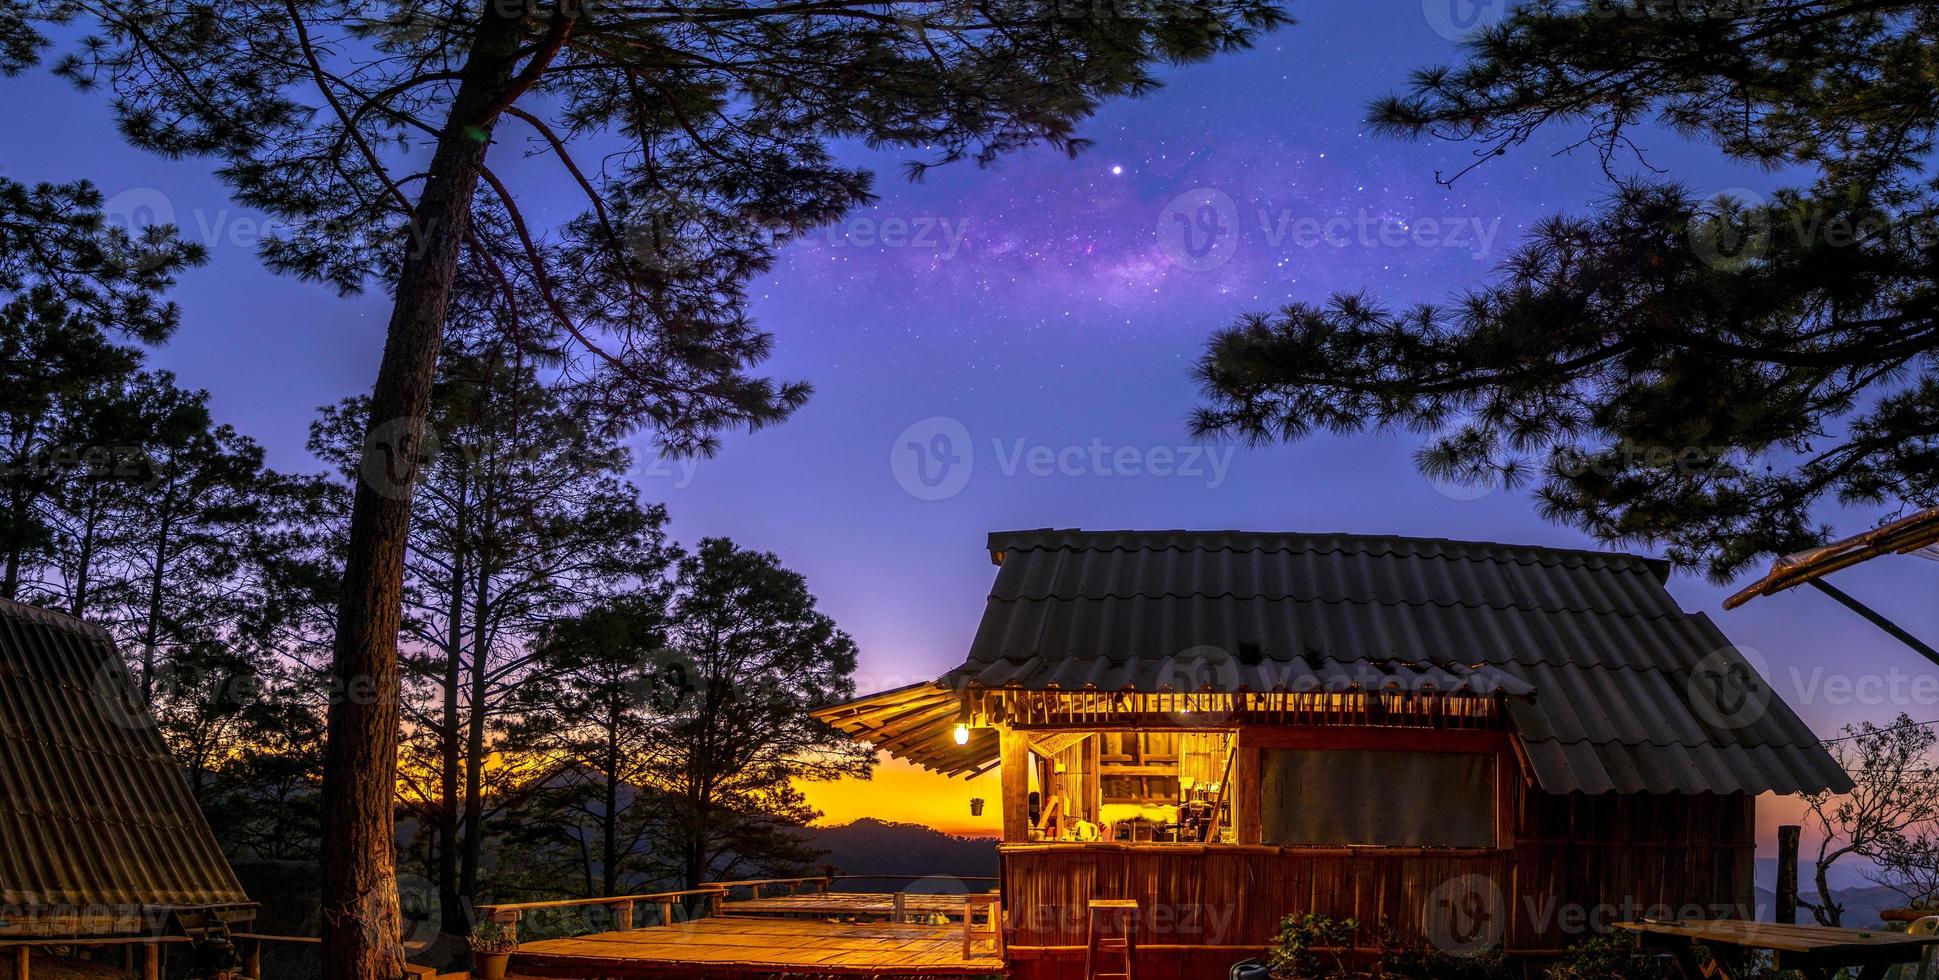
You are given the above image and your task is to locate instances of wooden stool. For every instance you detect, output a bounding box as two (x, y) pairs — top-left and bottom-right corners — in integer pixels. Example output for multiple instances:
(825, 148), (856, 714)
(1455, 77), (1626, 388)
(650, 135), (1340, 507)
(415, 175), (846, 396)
(1085, 899), (1140, 980)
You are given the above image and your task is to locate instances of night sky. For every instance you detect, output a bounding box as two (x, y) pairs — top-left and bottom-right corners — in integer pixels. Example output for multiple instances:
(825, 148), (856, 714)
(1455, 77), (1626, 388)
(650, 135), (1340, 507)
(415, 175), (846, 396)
(3, 3), (1934, 846)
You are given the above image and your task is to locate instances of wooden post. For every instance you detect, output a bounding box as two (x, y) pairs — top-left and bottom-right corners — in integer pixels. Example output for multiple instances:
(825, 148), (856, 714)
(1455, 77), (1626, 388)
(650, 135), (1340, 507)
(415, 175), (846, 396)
(243, 938), (262, 979)
(13, 945), (28, 980)
(1778, 825), (1801, 924)
(892, 892), (907, 924)
(1000, 727), (1030, 842)
(142, 943), (159, 980)
(614, 901), (633, 931)
(659, 900), (673, 927)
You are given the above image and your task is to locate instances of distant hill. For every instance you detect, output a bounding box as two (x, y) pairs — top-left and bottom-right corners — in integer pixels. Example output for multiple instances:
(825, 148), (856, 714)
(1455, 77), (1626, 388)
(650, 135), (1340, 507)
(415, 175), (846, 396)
(1751, 859), (1919, 929)
(804, 818), (1000, 885)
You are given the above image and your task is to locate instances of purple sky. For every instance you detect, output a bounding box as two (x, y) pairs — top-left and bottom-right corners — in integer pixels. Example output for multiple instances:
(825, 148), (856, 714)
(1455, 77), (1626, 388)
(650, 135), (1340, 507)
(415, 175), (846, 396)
(4, 3), (1935, 845)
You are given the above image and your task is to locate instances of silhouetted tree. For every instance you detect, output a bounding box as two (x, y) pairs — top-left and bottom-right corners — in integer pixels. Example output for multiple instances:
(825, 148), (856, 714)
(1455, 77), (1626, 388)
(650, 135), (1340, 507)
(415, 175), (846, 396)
(0, 177), (203, 598)
(14, 4), (1290, 968)
(503, 592), (677, 899)
(1800, 715), (1938, 927)
(649, 538), (870, 890)
(1193, 1), (1939, 580)
(311, 347), (672, 936)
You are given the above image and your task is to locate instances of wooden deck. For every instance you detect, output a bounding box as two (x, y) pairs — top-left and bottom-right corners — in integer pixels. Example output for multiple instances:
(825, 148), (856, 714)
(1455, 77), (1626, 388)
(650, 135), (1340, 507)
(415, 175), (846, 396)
(510, 916), (1004, 978)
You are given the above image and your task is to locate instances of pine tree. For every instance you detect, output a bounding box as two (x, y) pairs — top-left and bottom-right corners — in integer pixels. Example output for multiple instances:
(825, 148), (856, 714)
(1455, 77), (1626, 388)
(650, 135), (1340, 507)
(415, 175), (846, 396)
(651, 538), (870, 890)
(1192, 1), (1939, 580)
(0, 177), (203, 597)
(311, 345), (675, 938)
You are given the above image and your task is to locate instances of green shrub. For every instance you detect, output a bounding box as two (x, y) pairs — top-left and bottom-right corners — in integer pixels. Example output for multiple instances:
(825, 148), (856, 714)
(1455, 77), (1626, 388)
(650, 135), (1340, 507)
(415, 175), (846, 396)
(1379, 944), (1510, 980)
(1269, 912), (1359, 979)
(1543, 936), (1681, 980)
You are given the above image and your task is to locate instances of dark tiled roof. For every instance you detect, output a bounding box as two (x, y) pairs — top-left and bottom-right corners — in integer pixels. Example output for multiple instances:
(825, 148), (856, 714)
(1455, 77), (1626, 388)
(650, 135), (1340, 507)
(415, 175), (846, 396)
(0, 597), (251, 922)
(956, 529), (1851, 796)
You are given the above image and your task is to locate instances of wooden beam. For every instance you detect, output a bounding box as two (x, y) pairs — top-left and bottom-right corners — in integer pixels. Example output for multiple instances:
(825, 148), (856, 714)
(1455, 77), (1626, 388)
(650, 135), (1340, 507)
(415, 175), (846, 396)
(1234, 742), (1262, 845)
(1001, 727), (1031, 842)
(13, 945), (27, 980)
(1203, 741), (1236, 842)
(1237, 725), (1511, 754)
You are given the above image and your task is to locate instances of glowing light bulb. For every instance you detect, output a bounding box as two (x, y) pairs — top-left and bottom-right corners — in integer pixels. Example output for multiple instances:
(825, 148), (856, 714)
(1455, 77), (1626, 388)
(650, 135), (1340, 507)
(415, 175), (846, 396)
(953, 724), (971, 745)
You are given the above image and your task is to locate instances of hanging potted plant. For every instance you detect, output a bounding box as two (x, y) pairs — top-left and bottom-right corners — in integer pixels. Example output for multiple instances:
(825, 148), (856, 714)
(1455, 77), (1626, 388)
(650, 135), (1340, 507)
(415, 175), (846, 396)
(469, 921), (517, 980)
(969, 797), (986, 817)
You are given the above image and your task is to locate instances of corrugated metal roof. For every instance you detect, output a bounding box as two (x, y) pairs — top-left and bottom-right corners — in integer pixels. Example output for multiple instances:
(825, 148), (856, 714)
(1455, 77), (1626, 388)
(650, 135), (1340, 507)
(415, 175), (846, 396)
(0, 597), (252, 923)
(952, 529), (1851, 796)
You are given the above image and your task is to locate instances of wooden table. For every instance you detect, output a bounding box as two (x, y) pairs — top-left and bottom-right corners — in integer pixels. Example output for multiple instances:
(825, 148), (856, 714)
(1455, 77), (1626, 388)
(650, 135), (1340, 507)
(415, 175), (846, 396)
(1619, 919), (1939, 980)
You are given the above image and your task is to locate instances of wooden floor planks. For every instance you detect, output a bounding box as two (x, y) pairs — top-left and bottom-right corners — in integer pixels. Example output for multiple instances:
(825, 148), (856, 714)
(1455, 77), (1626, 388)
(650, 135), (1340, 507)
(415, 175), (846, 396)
(512, 914), (1003, 977)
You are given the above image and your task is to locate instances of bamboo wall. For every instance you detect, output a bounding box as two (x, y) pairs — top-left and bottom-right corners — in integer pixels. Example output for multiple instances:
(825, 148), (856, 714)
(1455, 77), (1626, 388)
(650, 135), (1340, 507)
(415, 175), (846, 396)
(999, 791), (1755, 979)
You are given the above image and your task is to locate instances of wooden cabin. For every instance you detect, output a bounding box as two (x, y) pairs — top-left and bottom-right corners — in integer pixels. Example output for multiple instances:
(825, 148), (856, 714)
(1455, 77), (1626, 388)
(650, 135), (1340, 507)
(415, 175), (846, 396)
(815, 530), (1853, 978)
(0, 598), (257, 977)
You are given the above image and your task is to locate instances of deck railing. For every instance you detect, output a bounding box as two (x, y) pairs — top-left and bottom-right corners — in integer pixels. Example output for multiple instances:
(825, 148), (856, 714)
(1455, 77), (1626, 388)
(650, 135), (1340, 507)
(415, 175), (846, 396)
(475, 887), (728, 942)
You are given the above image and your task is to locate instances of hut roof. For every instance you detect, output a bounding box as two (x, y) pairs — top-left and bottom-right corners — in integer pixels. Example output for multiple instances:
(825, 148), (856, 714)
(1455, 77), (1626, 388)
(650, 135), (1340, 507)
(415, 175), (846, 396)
(816, 529), (1853, 796)
(0, 597), (252, 930)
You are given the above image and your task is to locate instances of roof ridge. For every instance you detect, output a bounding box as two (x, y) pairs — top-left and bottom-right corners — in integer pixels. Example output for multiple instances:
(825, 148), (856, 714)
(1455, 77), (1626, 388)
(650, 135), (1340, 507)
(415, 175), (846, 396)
(987, 528), (1672, 580)
(0, 595), (114, 642)
(981, 590), (1695, 622)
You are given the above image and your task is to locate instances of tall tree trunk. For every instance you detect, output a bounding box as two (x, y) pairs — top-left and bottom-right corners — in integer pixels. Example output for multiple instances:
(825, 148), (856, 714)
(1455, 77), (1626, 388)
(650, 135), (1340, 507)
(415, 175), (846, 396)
(317, 6), (530, 978)
(602, 719), (619, 897)
(139, 485), (177, 704)
(437, 524), (468, 937)
(459, 561), (491, 905)
(69, 500), (97, 620)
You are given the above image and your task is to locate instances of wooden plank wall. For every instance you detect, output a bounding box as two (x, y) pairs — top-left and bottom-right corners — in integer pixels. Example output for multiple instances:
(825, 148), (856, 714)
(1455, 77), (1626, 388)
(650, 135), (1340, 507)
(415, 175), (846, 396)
(1000, 791), (1754, 979)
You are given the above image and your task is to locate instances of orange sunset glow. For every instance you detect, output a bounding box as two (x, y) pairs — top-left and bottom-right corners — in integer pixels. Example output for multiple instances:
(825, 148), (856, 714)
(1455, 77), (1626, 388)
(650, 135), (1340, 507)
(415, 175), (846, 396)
(803, 755), (1001, 839)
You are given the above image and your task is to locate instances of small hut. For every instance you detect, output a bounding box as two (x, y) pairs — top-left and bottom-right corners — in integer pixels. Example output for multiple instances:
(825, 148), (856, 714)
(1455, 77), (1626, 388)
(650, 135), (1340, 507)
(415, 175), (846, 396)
(0, 598), (255, 976)
(815, 529), (1853, 976)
